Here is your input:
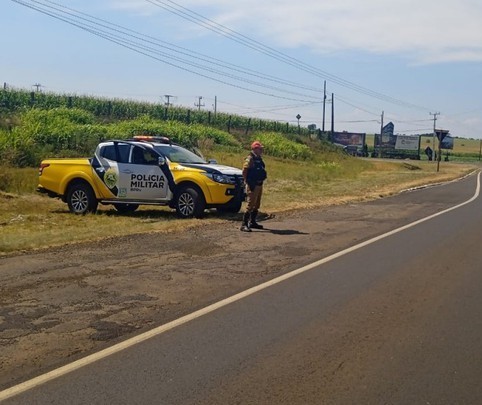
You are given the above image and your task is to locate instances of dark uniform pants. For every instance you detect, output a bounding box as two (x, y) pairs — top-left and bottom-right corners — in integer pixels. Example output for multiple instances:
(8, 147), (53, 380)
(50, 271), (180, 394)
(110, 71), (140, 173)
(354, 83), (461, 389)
(246, 185), (263, 213)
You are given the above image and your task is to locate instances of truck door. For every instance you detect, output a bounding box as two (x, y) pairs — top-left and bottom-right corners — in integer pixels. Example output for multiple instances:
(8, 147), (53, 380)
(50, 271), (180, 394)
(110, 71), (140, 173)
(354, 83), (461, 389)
(117, 145), (170, 201)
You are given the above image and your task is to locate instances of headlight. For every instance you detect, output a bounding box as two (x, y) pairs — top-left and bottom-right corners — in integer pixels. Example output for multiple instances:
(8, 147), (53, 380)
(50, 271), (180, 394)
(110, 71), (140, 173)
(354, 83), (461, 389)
(204, 173), (236, 184)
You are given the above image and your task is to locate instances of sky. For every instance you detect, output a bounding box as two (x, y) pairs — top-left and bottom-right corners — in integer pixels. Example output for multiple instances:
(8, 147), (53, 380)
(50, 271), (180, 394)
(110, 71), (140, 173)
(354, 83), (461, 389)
(2, 0), (482, 138)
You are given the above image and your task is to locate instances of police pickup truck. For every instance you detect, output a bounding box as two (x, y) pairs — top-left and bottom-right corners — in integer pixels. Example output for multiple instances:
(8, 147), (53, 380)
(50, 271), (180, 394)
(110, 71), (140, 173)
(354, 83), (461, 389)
(37, 136), (245, 218)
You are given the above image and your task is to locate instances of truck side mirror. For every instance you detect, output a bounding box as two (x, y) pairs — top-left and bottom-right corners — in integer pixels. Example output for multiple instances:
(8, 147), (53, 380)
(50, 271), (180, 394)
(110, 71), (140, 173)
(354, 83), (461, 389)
(208, 159), (218, 164)
(158, 156), (166, 166)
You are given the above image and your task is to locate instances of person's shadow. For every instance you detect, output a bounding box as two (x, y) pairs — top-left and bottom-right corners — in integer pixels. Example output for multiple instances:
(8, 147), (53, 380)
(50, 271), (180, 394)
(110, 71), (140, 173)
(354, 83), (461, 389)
(223, 212), (308, 235)
(257, 228), (309, 235)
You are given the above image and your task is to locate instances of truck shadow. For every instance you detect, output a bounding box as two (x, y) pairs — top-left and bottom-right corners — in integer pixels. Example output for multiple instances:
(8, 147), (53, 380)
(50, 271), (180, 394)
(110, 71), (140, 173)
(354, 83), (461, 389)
(50, 209), (279, 223)
(51, 208), (177, 219)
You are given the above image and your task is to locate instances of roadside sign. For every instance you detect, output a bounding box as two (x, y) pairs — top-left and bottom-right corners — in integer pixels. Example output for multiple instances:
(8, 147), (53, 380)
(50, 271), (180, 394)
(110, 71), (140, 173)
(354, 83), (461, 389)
(435, 129), (450, 172)
(436, 129), (449, 142)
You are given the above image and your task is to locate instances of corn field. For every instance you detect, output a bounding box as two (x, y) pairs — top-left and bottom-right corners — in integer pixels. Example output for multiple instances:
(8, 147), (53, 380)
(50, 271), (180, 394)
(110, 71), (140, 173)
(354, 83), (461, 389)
(0, 88), (310, 136)
(0, 86), (329, 168)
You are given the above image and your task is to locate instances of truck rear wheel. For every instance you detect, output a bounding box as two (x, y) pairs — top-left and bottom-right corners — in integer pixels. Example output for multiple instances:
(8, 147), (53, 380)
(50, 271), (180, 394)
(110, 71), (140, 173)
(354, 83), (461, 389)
(175, 186), (205, 218)
(67, 182), (98, 214)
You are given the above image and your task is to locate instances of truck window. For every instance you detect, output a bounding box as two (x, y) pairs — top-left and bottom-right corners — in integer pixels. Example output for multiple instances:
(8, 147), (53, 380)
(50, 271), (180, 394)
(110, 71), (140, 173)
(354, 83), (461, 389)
(100, 145), (116, 161)
(100, 144), (130, 163)
(154, 145), (206, 164)
(117, 145), (130, 163)
(131, 146), (158, 165)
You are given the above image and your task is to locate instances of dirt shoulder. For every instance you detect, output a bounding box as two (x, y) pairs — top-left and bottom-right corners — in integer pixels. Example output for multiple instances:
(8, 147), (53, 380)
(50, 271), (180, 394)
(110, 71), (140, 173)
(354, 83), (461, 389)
(0, 181), (472, 390)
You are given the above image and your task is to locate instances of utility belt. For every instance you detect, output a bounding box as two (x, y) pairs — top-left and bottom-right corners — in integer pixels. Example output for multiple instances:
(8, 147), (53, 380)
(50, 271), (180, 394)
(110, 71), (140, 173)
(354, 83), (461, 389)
(246, 171), (266, 190)
(247, 181), (263, 191)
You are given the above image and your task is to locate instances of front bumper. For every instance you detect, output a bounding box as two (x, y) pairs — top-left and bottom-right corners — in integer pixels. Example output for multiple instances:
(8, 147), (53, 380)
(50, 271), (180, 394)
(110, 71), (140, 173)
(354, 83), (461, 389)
(225, 177), (246, 200)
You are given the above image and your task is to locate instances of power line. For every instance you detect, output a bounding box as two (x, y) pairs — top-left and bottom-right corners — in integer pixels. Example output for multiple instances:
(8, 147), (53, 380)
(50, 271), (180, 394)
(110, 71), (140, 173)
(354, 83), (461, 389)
(11, 0), (442, 129)
(335, 95), (380, 117)
(397, 128), (433, 133)
(12, 0), (325, 102)
(144, 0), (434, 111)
(338, 120), (380, 124)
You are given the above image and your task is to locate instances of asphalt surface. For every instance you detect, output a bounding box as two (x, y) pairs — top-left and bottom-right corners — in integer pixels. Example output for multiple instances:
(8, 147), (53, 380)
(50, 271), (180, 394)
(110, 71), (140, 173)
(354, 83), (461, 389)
(2, 172), (482, 404)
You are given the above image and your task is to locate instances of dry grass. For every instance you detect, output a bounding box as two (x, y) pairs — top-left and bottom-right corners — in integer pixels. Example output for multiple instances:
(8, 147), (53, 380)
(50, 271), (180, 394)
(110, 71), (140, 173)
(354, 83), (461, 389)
(0, 193), (208, 254)
(262, 159), (477, 211)
(0, 157), (478, 255)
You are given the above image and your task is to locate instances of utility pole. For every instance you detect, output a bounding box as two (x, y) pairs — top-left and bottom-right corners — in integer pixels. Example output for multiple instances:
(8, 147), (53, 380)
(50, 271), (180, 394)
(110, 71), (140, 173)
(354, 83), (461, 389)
(194, 96), (205, 111)
(213, 96), (217, 118)
(164, 94), (174, 107)
(330, 93), (335, 135)
(322, 80), (326, 134)
(379, 111), (384, 158)
(32, 83), (42, 92)
(430, 112), (440, 163)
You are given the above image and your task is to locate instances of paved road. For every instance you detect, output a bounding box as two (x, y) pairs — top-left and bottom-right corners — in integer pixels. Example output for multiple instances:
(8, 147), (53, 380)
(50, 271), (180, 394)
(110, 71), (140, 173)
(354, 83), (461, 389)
(2, 173), (482, 404)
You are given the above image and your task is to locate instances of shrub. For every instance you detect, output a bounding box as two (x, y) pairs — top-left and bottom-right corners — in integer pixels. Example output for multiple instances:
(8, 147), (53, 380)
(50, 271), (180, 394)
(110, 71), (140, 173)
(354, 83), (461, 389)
(251, 132), (313, 160)
(0, 108), (105, 166)
(105, 116), (241, 148)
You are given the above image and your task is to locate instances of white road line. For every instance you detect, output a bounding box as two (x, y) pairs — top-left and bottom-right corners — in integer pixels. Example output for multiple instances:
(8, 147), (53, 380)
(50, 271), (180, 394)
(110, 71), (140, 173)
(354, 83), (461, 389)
(1, 172), (480, 402)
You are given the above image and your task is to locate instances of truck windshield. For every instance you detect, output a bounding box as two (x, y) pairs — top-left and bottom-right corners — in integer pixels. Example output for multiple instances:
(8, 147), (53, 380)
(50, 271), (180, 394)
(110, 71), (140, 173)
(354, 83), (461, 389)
(154, 145), (206, 164)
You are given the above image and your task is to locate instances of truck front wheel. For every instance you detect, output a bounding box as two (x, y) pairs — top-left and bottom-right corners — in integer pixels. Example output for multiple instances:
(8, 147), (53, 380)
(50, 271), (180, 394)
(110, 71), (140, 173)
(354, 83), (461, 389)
(67, 182), (98, 214)
(175, 186), (205, 218)
(217, 198), (243, 214)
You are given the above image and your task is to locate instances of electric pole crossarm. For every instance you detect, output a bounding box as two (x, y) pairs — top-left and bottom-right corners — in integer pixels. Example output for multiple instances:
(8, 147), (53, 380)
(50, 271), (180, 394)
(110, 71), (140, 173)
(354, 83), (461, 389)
(194, 96), (205, 111)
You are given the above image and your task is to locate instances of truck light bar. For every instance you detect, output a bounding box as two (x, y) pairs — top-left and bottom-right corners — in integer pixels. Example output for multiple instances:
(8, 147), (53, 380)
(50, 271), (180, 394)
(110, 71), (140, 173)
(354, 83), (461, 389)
(132, 135), (171, 144)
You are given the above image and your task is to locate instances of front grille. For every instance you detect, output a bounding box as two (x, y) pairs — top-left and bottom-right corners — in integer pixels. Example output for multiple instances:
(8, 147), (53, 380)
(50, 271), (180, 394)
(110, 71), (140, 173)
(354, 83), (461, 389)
(223, 174), (244, 187)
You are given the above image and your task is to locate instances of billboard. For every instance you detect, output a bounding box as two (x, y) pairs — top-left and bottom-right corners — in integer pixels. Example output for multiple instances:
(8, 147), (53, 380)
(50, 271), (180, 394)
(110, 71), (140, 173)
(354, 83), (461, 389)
(376, 122), (396, 147)
(375, 122), (421, 159)
(381, 122), (394, 143)
(395, 135), (420, 151)
(331, 131), (366, 147)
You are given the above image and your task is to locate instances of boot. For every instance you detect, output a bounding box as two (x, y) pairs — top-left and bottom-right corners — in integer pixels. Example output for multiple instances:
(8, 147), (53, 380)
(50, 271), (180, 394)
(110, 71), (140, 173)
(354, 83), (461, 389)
(249, 210), (264, 229)
(240, 212), (252, 232)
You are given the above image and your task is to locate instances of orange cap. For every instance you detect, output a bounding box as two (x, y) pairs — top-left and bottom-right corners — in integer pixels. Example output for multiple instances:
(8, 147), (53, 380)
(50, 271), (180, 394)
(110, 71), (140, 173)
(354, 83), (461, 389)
(251, 141), (263, 149)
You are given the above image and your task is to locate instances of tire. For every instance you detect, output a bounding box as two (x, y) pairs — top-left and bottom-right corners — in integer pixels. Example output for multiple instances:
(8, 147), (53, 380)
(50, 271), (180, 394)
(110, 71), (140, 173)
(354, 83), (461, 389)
(113, 203), (139, 213)
(175, 186), (205, 218)
(67, 182), (98, 214)
(217, 198), (242, 214)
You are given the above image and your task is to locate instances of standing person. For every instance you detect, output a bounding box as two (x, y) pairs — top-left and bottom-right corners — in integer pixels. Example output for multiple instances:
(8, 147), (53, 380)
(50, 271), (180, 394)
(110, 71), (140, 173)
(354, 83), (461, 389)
(425, 145), (433, 161)
(240, 141), (267, 232)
